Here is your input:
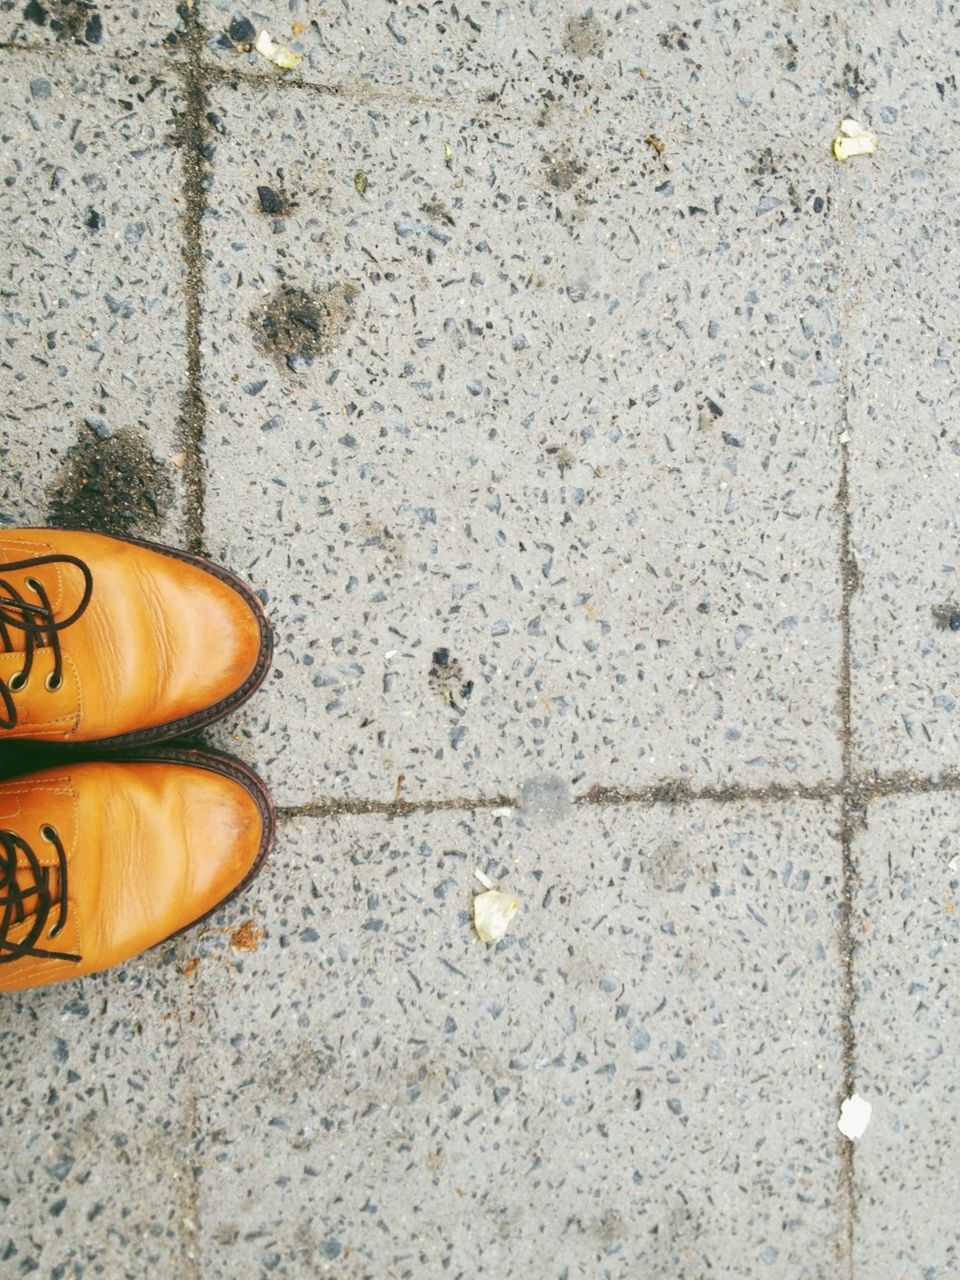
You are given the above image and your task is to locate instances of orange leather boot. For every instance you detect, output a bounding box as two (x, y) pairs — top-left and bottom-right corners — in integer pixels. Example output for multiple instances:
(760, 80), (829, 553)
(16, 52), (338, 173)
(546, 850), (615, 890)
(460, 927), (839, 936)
(0, 529), (272, 745)
(0, 750), (273, 991)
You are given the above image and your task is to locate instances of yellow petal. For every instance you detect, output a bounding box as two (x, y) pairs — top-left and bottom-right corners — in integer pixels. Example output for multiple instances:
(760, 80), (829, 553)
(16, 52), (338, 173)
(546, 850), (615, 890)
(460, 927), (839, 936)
(254, 29), (302, 69)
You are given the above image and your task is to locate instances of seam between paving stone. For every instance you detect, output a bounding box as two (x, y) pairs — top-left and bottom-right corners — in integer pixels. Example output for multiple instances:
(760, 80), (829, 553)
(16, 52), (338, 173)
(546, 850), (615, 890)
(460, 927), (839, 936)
(835, 75), (865, 1260)
(173, 12), (209, 1273)
(176, 12), (211, 558)
(276, 770), (960, 821)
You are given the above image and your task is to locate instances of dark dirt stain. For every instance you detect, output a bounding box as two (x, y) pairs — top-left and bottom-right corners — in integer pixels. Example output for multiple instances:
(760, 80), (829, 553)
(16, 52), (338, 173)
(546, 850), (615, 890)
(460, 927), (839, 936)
(542, 147), (587, 191)
(46, 424), (174, 538)
(932, 604), (960, 632)
(658, 25), (690, 51)
(24, 0), (103, 44)
(250, 281), (360, 375)
(421, 198), (456, 227)
(563, 14), (605, 57)
(428, 647), (474, 712)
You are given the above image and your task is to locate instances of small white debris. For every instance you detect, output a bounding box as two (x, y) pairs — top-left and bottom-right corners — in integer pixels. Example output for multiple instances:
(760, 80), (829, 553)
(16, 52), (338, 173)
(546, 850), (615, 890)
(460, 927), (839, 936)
(254, 29), (302, 69)
(833, 119), (877, 161)
(472, 889), (519, 943)
(837, 1093), (872, 1140)
(473, 868), (494, 890)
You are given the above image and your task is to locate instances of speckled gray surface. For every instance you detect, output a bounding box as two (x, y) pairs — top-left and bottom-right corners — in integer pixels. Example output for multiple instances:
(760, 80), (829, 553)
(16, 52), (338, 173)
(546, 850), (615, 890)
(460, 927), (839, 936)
(854, 795), (960, 1280)
(1, 0), (959, 1276)
(183, 802), (845, 1278)
(200, 82), (844, 804)
(0, 55), (188, 540)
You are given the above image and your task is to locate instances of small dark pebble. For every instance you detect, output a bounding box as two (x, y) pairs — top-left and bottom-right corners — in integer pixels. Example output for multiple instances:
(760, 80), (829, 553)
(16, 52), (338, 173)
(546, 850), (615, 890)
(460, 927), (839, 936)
(289, 309), (318, 331)
(432, 647), (450, 668)
(228, 14), (256, 43)
(206, 111), (227, 135)
(722, 431), (743, 448)
(84, 13), (102, 43)
(84, 417), (111, 440)
(84, 208), (102, 231)
(47, 1157), (74, 1181)
(24, 0), (47, 25)
(286, 352), (314, 374)
(30, 78), (51, 100)
(257, 185), (284, 215)
(950, 613), (960, 632)
(704, 396), (723, 417)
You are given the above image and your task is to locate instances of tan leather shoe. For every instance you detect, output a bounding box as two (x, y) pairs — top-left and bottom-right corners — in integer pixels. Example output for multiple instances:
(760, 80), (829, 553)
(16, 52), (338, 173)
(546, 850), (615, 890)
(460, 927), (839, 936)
(0, 529), (272, 745)
(0, 750), (273, 991)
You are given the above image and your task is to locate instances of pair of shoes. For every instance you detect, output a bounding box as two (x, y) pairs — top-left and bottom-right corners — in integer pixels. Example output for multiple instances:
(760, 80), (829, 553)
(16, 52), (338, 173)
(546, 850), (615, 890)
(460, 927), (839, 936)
(0, 528), (275, 992)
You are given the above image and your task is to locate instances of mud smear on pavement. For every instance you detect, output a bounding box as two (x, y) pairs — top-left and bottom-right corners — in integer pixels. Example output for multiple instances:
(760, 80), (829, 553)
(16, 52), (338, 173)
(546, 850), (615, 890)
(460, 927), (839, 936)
(23, 0), (103, 44)
(250, 281), (360, 375)
(543, 146), (587, 191)
(229, 920), (263, 952)
(563, 14), (605, 57)
(46, 424), (174, 537)
(428, 647), (474, 712)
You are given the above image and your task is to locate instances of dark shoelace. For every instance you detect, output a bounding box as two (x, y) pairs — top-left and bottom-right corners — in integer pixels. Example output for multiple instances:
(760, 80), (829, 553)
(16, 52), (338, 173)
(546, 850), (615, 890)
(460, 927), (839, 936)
(0, 825), (81, 965)
(0, 554), (93, 730)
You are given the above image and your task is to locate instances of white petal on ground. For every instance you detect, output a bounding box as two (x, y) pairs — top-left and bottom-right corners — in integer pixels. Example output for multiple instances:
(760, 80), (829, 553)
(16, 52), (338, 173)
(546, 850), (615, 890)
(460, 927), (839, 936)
(837, 1093), (873, 1140)
(254, 30), (303, 69)
(833, 119), (877, 160)
(473, 890), (520, 943)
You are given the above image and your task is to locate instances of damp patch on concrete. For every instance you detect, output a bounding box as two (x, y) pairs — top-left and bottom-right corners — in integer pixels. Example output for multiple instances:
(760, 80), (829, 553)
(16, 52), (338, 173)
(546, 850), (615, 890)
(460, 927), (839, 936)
(46, 423), (175, 538)
(519, 775), (572, 824)
(250, 281), (360, 375)
(563, 14), (606, 58)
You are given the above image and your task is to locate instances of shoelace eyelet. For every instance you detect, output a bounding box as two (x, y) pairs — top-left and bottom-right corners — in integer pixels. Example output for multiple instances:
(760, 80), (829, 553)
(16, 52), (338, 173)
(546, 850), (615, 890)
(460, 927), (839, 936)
(45, 672), (63, 693)
(7, 671), (26, 693)
(25, 577), (42, 593)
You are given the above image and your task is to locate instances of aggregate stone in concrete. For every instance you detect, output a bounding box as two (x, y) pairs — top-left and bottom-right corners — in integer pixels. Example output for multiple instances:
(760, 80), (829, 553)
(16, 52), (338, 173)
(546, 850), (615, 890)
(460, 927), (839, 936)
(0, 0), (183, 55)
(853, 794), (960, 1279)
(201, 83), (844, 806)
(0, 60), (188, 539)
(183, 801), (844, 1278)
(0, 958), (193, 1278)
(845, 13), (960, 780)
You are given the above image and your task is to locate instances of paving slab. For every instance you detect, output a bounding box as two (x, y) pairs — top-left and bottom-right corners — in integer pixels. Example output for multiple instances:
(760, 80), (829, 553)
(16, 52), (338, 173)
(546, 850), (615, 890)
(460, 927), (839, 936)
(200, 81), (845, 806)
(0, 57), (188, 540)
(845, 6), (960, 779)
(184, 800), (844, 1278)
(853, 793), (960, 1279)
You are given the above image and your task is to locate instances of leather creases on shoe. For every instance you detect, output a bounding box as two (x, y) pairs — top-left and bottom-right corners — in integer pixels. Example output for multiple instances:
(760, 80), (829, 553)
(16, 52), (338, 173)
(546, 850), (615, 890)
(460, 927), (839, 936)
(0, 554), (93, 730)
(0, 826), (81, 966)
